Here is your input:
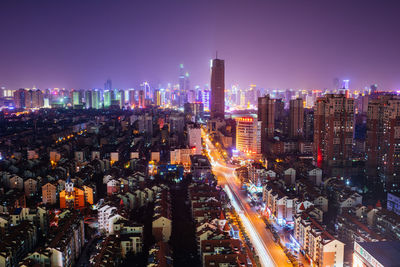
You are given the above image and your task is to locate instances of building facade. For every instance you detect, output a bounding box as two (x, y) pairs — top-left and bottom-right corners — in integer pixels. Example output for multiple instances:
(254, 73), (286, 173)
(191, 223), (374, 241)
(210, 58), (225, 119)
(313, 94), (355, 167)
(235, 117), (261, 157)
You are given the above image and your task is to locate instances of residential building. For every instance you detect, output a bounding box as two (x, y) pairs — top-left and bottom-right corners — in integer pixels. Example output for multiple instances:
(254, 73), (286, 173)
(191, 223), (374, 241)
(294, 210), (345, 267)
(314, 94), (355, 167)
(42, 183), (57, 205)
(289, 98), (304, 138)
(258, 94), (275, 153)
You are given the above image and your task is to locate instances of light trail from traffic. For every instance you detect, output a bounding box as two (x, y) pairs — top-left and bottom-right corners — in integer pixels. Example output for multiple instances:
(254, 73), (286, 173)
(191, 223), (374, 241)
(203, 129), (277, 267)
(224, 185), (277, 267)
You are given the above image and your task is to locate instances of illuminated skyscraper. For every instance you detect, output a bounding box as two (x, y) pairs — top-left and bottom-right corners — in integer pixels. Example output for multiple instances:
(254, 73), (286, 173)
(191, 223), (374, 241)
(141, 82), (151, 100)
(14, 88), (26, 109)
(178, 64), (190, 106)
(104, 78), (112, 100)
(103, 90), (111, 108)
(138, 90), (145, 108)
(72, 91), (81, 107)
(85, 90), (92, 108)
(154, 89), (161, 106)
(342, 79), (349, 90)
(236, 117), (261, 156)
(179, 64), (185, 104)
(202, 88), (210, 111)
(92, 90), (100, 109)
(26, 89), (44, 108)
(210, 58), (225, 119)
(129, 89), (136, 106)
(117, 90), (125, 108)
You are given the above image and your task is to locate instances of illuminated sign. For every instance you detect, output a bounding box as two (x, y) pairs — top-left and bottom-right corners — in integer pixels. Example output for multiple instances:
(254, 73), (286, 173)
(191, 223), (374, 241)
(237, 117), (254, 122)
(353, 242), (383, 267)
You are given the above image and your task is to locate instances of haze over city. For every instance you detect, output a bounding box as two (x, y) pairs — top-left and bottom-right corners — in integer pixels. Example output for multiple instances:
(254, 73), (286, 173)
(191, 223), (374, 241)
(1, 1), (400, 267)
(1, 0), (400, 90)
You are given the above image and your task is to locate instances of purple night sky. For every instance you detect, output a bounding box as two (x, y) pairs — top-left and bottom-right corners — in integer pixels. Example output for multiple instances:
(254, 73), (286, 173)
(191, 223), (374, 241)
(1, 0), (400, 90)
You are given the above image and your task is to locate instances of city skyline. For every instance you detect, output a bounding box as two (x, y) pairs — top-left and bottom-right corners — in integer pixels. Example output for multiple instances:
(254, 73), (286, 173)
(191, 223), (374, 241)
(2, 1), (400, 267)
(1, 0), (400, 90)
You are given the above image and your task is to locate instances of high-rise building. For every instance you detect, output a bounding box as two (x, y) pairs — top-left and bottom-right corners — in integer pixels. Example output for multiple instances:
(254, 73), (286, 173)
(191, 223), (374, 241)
(210, 58), (225, 119)
(274, 98), (285, 133)
(138, 90), (145, 108)
(103, 90), (111, 108)
(179, 64), (185, 106)
(14, 88), (26, 109)
(285, 89), (294, 105)
(104, 79), (112, 91)
(118, 89), (125, 108)
(236, 117), (261, 156)
(129, 89), (136, 106)
(141, 82), (151, 100)
(185, 72), (190, 101)
(25, 89), (44, 108)
(366, 95), (400, 192)
(289, 98), (304, 138)
(202, 88), (210, 111)
(92, 90), (100, 109)
(258, 95), (275, 153)
(304, 108), (314, 141)
(72, 91), (81, 107)
(85, 90), (92, 109)
(313, 94), (355, 167)
(154, 90), (161, 106)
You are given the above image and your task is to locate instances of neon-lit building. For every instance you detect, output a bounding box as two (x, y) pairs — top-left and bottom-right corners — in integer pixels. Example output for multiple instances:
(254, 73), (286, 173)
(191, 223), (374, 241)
(202, 88), (210, 111)
(235, 116), (261, 157)
(59, 177), (92, 209)
(103, 90), (111, 108)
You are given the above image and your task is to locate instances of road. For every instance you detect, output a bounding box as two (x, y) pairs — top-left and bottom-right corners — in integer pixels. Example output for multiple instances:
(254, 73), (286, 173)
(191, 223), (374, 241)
(203, 130), (292, 267)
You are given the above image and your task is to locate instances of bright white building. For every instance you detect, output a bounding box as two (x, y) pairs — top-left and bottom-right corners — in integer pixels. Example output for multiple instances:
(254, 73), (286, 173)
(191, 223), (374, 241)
(188, 124), (202, 154)
(98, 204), (125, 234)
(235, 117), (261, 157)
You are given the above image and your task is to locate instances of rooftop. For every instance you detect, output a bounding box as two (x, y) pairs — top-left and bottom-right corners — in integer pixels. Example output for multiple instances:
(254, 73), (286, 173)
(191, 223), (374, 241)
(357, 241), (400, 267)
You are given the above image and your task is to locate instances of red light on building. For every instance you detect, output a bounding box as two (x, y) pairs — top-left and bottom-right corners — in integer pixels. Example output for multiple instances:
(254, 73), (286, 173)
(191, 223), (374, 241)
(317, 145), (323, 168)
